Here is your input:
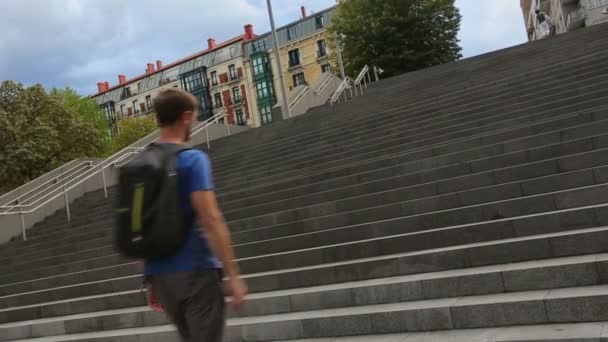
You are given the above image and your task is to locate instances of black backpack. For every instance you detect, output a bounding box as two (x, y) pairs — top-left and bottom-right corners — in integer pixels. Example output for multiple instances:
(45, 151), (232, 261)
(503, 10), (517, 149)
(115, 143), (192, 259)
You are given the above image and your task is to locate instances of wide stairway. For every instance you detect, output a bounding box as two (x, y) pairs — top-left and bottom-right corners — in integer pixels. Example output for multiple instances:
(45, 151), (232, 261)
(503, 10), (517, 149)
(3, 23), (608, 341)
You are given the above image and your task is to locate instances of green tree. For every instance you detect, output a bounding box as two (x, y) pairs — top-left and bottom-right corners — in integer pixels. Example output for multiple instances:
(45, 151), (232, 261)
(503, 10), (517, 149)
(49, 87), (111, 155)
(0, 81), (104, 193)
(107, 115), (157, 154)
(329, 0), (462, 78)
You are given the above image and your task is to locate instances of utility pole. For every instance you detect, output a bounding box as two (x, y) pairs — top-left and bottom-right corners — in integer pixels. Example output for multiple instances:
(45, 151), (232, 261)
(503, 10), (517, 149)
(266, 0), (291, 120)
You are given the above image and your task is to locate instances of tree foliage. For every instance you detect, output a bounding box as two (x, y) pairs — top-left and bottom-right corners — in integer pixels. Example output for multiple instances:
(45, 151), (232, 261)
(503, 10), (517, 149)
(0, 81), (106, 193)
(106, 115), (157, 155)
(329, 0), (462, 78)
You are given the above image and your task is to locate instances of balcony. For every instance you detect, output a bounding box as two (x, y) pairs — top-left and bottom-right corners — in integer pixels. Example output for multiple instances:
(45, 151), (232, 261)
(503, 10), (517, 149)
(231, 97), (243, 107)
(227, 73), (242, 84)
(317, 50), (328, 60)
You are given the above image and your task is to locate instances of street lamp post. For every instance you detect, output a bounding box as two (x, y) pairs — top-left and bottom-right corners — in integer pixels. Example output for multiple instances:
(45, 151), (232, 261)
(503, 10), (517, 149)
(266, 0), (291, 120)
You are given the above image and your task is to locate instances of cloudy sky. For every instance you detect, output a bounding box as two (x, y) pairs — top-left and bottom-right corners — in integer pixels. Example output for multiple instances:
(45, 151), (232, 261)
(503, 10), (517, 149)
(0, 0), (527, 95)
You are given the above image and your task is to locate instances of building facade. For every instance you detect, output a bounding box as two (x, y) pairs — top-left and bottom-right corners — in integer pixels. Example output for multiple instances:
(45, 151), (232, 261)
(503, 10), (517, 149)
(242, 6), (336, 126)
(93, 26), (257, 131)
(522, 0), (608, 41)
(93, 5), (339, 131)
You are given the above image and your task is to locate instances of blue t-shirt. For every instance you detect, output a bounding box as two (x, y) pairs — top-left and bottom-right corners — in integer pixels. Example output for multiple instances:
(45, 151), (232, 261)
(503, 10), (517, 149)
(144, 148), (221, 275)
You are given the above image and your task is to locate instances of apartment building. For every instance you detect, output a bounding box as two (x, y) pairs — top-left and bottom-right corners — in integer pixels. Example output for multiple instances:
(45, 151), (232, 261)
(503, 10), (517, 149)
(94, 5), (339, 131)
(522, 0), (608, 40)
(93, 25), (257, 131)
(242, 6), (336, 126)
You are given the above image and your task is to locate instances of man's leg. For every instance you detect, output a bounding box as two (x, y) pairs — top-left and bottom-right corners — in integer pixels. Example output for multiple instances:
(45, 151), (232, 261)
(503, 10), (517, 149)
(183, 271), (226, 342)
(150, 271), (226, 342)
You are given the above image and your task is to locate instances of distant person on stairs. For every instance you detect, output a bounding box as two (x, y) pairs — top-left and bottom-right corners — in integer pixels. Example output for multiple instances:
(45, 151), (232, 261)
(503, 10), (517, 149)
(145, 89), (247, 342)
(603, 7), (608, 15)
(535, 9), (553, 38)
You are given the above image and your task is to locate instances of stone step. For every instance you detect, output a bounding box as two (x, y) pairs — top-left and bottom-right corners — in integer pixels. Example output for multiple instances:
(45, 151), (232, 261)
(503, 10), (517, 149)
(212, 57), (608, 172)
(226, 159), (608, 230)
(3, 285), (608, 341)
(209, 42), (608, 160)
(210, 45), (608, 161)
(274, 322), (608, 342)
(216, 87), (608, 187)
(0, 250), (604, 318)
(218, 104), (608, 198)
(17, 110), (608, 251)
(2, 212), (607, 303)
(6, 175), (608, 278)
(220, 131), (604, 210)
(8, 148), (608, 264)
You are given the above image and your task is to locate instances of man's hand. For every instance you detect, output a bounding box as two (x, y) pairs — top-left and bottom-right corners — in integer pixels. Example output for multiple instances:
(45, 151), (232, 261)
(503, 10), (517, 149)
(226, 277), (248, 308)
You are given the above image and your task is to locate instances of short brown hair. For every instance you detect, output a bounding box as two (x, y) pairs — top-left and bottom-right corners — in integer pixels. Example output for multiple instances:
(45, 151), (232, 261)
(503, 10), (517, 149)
(153, 89), (198, 126)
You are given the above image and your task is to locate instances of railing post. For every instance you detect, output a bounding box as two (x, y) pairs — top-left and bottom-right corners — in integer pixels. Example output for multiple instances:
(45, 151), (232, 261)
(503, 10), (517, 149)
(206, 128), (211, 149)
(20, 210), (26, 241)
(64, 185), (71, 224)
(100, 164), (108, 199)
(17, 199), (26, 241)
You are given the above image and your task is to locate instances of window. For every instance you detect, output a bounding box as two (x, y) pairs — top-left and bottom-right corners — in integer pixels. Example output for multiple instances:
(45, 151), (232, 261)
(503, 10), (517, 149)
(317, 40), (327, 58)
(321, 64), (331, 74)
(133, 100), (140, 114)
(293, 72), (306, 87)
(252, 55), (266, 76)
(120, 105), (126, 117)
(288, 49), (301, 67)
(214, 93), (222, 108)
(229, 65), (237, 80)
(123, 87), (131, 98)
(146, 96), (152, 110)
(287, 26), (297, 41)
(232, 87), (242, 103)
(256, 80), (273, 100)
(137, 82), (142, 93)
(315, 16), (325, 29)
(210, 71), (218, 86)
(235, 109), (245, 126)
(252, 40), (268, 52)
(181, 69), (206, 92)
(260, 105), (273, 125)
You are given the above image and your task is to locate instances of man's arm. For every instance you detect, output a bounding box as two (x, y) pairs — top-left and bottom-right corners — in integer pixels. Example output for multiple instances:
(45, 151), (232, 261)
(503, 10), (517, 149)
(191, 190), (247, 306)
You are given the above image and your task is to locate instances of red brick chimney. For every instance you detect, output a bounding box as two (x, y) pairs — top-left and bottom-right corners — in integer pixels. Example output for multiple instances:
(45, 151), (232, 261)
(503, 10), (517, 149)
(146, 63), (155, 74)
(97, 82), (105, 93)
(104, 82), (110, 90)
(244, 24), (255, 41)
(301, 6), (307, 18)
(208, 38), (217, 50)
(118, 74), (127, 85)
(156, 60), (163, 70)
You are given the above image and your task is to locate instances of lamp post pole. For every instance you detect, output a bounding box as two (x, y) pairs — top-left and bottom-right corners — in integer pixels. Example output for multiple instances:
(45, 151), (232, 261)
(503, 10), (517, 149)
(266, 0), (291, 120)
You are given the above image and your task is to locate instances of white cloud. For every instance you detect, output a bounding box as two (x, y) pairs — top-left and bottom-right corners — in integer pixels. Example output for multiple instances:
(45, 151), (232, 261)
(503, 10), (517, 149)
(0, 0), (527, 94)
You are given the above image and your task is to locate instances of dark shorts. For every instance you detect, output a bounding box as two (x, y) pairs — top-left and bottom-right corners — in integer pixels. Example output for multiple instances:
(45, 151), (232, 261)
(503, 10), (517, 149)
(149, 270), (225, 342)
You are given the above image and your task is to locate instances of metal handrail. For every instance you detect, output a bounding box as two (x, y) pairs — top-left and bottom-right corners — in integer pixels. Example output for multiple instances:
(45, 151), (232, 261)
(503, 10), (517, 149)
(0, 162), (95, 214)
(354, 65), (370, 85)
(191, 110), (230, 149)
(315, 72), (334, 94)
(0, 110), (235, 240)
(0, 161), (94, 209)
(330, 65), (374, 106)
(290, 87), (311, 111)
(330, 77), (353, 105)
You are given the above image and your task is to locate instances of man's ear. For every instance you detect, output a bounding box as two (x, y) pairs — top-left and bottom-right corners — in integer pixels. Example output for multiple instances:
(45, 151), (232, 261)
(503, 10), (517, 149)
(181, 111), (195, 124)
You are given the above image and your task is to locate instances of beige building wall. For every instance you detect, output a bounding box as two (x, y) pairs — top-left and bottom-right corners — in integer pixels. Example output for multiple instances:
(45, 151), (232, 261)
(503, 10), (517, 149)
(278, 31), (332, 91)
